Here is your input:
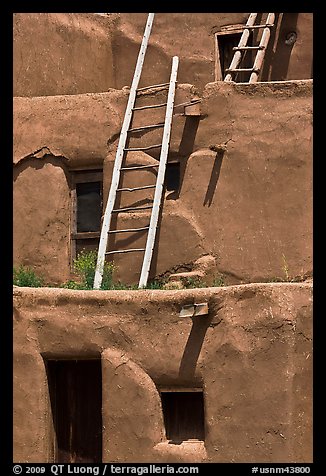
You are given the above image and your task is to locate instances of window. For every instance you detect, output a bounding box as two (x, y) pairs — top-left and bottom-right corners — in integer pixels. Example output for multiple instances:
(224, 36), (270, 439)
(46, 359), (102, 463)
(160, 389), (205, 443)
(215, 26), (254, 82)
(70, 170), (103, 261)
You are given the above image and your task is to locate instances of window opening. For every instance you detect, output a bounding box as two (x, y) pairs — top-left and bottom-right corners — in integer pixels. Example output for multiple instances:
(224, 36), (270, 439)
(215, 29), (253, 82)
(70, 170), (103, 262)
(76, 181), (102, 232)
(160, 389), (205, 443)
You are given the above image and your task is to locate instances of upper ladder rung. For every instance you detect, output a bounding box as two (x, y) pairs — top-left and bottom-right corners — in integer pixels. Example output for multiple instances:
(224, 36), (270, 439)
(136, 82), (170, 92)
(132, 102), (168, 111)
(128, 123), (165, 133)
(108, 226), (150, 234)
(226, 68), (259, 72)
(238, 23), (274, 29)
(121, 164), (159, 171)
(233, 45), (265, 51)
(105, 248), (145, 255)
(112, 205), (153, 213)
(117, 185), (156, 192)
(124, 144), (162, 152)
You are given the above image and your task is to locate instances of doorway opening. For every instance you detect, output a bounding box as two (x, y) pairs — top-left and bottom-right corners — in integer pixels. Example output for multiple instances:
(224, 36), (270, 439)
(46, 358), (102, 463)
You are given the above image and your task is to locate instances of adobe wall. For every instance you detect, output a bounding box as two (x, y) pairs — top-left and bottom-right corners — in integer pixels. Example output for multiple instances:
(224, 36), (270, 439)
(13, 13), (117, 97)
(13, 282), (312, 463)
(179, 80), (313, 284)
(13, 13), (313, 97)
(13, 80), (312, 285)
(112, 13), (313, 91)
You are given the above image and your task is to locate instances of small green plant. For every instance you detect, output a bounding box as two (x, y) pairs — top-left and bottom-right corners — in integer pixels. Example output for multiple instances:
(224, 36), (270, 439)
(111, 282), (139, 290)
(269, 256), (307, 283)
(145, 279), (166, 290)
(212, 273), (225, 287)
(62, 250), (115, 290)
(282, 254), (290, 282)
(60, 280), (85, 290)
(184, 277), (207, 289)
(13, 265), (44, 287)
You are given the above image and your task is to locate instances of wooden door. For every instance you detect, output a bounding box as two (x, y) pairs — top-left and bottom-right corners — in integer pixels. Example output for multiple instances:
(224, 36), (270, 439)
(47, 359), (102, 463)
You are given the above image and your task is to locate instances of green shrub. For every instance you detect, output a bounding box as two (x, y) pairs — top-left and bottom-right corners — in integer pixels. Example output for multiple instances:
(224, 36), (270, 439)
(70, 250), (115, 290)
(13, 265), (44, 287)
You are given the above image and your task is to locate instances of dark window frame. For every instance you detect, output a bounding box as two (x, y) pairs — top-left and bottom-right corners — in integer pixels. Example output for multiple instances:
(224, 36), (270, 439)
(159, 387), (205, 443)
(70, 169), (103, 266)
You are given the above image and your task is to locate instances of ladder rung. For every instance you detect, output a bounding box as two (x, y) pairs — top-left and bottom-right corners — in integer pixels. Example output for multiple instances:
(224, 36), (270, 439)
(117, 185), (156, 192)
(112, 205), (153, 213)
(128, 123), (165, 133)
(108, 226), (150, 234)
(121, 164), (159, 171)
(174, 99), (202, 108)
(233, 46), (265, 51)
(105, 248), (145, 255)
(133, 102), (168, 111)
(136, 82), (170, 92)
(239, 23), (274, 29)
(124, 144), (162, 152)
(226, 68), (259, 72)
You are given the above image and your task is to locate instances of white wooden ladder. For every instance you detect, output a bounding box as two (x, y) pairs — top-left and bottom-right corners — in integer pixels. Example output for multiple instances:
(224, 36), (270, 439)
(224, 13), (275, 83)
(93, 13), (179, 289)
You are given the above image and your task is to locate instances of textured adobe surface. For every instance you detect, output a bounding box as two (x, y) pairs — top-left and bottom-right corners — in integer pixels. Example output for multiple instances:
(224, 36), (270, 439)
(13, 81), (312, 285)
(13, 13), (313, 464)
(13, 13), (313, 97)
(13, 282), (312, 463)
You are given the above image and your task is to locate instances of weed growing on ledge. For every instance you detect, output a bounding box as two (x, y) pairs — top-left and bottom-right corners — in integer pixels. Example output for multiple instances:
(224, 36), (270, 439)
(212, 273), (225, 287)
(61, 251), (168, 290)
(13, 265), (44, 287)
(62, 250), (115, 290)
(282, 254), (290, 282)
(269, 255), (308, 283)
(184, 277), (208, 289)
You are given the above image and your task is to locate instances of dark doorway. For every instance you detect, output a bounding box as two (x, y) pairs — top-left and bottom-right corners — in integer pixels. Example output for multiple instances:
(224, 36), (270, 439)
(46, 359), (102, 463)
(160, 390), (205, 443)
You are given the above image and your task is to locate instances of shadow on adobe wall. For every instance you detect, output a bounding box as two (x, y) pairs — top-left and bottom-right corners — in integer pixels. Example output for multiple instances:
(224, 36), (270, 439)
(178, 310), (216, 382)
(203, 149), (225, 207)
(268, 13), (300, 81)
(166, 115), (201, 201)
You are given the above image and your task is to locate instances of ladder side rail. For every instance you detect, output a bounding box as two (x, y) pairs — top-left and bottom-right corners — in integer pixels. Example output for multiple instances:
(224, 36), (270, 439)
(93, 13), (155, 290)
(224, 13), (258, 82)
(249, 13), (275, 83)
(138, 56), (179, 288)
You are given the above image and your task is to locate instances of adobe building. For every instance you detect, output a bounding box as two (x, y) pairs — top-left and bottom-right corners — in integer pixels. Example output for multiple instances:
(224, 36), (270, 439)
(13, 13), (313, 463)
